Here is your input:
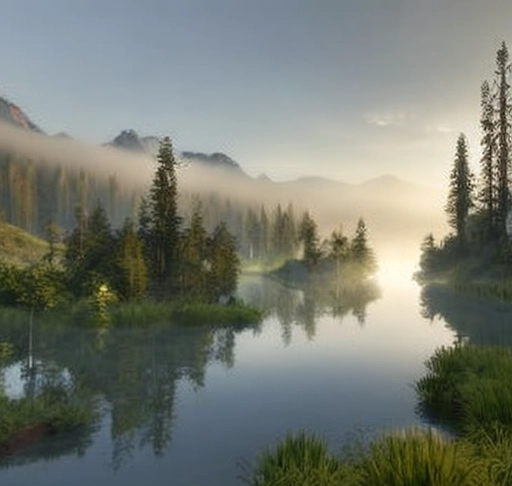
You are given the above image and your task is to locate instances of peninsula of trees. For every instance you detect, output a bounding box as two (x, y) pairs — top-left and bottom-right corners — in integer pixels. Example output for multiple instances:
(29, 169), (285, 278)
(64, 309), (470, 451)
(418, 42), (512, 299)
(0, 137), (252, 323)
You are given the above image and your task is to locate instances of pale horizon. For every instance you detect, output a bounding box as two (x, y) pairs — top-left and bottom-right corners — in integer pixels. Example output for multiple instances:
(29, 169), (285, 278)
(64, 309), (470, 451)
(1, 0), (510, 186)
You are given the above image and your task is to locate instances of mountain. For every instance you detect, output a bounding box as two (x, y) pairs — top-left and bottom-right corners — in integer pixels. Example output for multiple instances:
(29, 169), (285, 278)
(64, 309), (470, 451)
(108, 129), (147, 153)
(107, 129), (247, 176)
(0, 95), (42, 133)
(0, 92), (446, 263)
(180, 151), (245, 174)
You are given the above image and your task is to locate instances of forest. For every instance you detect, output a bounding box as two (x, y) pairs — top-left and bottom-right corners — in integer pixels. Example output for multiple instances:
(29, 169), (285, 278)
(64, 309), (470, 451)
(418, 41), (512, 299)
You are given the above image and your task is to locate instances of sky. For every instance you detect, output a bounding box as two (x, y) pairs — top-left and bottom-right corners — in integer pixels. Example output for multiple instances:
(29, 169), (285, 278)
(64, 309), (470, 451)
(0, 0), (511, 186)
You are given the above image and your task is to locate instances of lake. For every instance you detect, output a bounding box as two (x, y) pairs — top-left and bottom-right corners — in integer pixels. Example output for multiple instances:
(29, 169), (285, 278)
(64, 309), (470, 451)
(0, 261), (494, 486)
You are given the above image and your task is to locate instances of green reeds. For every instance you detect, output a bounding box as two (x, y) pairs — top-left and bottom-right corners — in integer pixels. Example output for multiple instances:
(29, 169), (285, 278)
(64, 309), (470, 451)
(108, 299), (262, 327)
(248, 429), (486, 486)
(360, 429), (480, 486)
(250, 432), (354, 486)
(416, 345), (512, 432)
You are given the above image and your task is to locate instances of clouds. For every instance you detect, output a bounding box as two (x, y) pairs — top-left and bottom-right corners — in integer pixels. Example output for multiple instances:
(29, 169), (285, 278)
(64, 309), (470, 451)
(364, 112), (415, 128)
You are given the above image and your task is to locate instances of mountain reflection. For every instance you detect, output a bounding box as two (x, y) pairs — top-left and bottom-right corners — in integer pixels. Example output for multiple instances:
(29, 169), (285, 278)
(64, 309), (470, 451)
(420, 284), (512, 346)
(0, 313), (258, 468)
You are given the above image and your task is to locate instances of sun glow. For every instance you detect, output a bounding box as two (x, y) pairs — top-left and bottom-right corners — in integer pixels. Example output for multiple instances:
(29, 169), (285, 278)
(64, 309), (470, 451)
(377, 259), (417, 289)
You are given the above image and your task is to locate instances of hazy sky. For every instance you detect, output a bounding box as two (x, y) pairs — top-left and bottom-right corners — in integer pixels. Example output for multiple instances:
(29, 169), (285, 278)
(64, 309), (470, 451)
(1, 0), (511, 185)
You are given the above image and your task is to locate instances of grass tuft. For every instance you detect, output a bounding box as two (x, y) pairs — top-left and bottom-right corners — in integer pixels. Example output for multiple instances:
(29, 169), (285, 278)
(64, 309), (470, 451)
(416, 344), (512, 432)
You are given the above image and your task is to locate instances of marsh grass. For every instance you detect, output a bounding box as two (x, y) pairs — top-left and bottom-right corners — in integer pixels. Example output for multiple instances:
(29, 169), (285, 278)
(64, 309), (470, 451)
(465, 424), (512, 486)
(416, 345), (512, 432)
(249, 432), (356, 486)
(108, 299), (263, 327)
(247, 429), (491, 486)
(359, 429), (480, 486)
(250, 345), (512, 486)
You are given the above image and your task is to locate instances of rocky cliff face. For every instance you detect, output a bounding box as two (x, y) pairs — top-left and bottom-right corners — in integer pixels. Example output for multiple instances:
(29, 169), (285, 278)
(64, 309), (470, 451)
(0, 96), (42, 133)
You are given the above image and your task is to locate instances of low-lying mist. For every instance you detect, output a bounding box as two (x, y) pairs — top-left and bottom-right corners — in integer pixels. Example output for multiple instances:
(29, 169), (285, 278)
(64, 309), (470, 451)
(0, 120), (154, 191)
(1, 121), (448, 269)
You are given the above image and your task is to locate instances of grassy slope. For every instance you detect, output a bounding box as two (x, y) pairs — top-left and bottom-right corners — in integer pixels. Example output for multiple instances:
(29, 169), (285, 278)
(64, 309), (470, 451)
(0, 222), (51, 266)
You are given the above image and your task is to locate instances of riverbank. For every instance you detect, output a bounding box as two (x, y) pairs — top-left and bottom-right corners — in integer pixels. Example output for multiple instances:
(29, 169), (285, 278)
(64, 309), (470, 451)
(107, 299), (263, 327)
(248, 344), (512, 486)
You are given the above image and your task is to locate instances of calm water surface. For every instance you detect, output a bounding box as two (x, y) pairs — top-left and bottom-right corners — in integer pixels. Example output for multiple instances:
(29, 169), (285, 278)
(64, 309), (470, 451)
(1, 263), (497, 486)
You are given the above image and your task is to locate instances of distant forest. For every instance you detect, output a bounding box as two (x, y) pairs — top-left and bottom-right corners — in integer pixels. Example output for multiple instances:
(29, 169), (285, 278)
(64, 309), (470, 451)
(0, 146), (335, 267)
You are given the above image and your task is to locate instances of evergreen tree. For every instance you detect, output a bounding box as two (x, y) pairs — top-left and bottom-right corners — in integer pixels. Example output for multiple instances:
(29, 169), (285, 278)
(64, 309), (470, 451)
(148, 137), (181, 291)
(350, 218), (377, 277)
(138, 196), (152, 262)
(259, 206), (270, 260)
(181, 203), (209, 298)
(329, 227), (349, 279)
(115, 220), (148, 300)
(298, 211), (320, 269)
(281, 203), (297, 257)
(419, 233), (437, 275)
(446, 134), (474, 249)
(208, 222), (240, 301)
(494, 42), (511, 237)
(64, 202), (115, 296)
(271, 204), (285, 257)
(479, 80), (497, 237)
(244, 208), (261, 260)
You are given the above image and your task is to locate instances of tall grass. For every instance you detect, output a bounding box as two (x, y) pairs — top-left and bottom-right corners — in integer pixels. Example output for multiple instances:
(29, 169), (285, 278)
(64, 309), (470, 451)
(108, 299), (262, 327)
(466, 424), (512, 486)
(247, 429), (497, 486)
(359, 429), (480, 486)
(249, 344), (512, 486)
(416, 345), (512, 432)
(249, 432), (355, 486)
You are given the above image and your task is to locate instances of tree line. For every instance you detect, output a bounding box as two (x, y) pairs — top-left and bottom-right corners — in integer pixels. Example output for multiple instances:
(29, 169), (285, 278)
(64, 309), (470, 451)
(0, 154), (139, 233)
(0, 137), (241, 310)
(420, 42), (512, 277)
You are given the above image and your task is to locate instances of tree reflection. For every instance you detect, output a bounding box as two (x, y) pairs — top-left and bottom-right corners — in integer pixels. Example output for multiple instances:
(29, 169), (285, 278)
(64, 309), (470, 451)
(0, 310), (258, 468)
(420, 283), (512, 346)
(238, 275), (381, 343)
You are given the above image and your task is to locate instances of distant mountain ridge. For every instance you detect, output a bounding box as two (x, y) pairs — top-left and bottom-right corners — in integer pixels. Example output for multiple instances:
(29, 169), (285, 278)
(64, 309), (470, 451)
(0, 91), (446, 264)
(0, 95), (42, 133)
(0, 91), (433, 192)
(107, 128), (246, 176)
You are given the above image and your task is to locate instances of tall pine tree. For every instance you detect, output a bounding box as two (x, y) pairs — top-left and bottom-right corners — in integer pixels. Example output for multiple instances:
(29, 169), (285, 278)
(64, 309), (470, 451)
(494, 42), (511, 238)
(148, 137), (181, 291)
(479, 79), (497, 237)
(298, 211), (320, 269)
(446, 134), (474, 250)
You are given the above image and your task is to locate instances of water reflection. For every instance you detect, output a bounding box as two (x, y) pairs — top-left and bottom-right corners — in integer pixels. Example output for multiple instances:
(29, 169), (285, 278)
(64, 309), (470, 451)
(0, 313), (258, 468)
(420, 284), (512, 346)
(0, 276), (380, 470)
(238, 275), (381, 344)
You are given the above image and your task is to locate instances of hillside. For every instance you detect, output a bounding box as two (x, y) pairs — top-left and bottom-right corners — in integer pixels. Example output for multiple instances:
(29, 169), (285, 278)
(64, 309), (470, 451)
(0, 221), (51, 266)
